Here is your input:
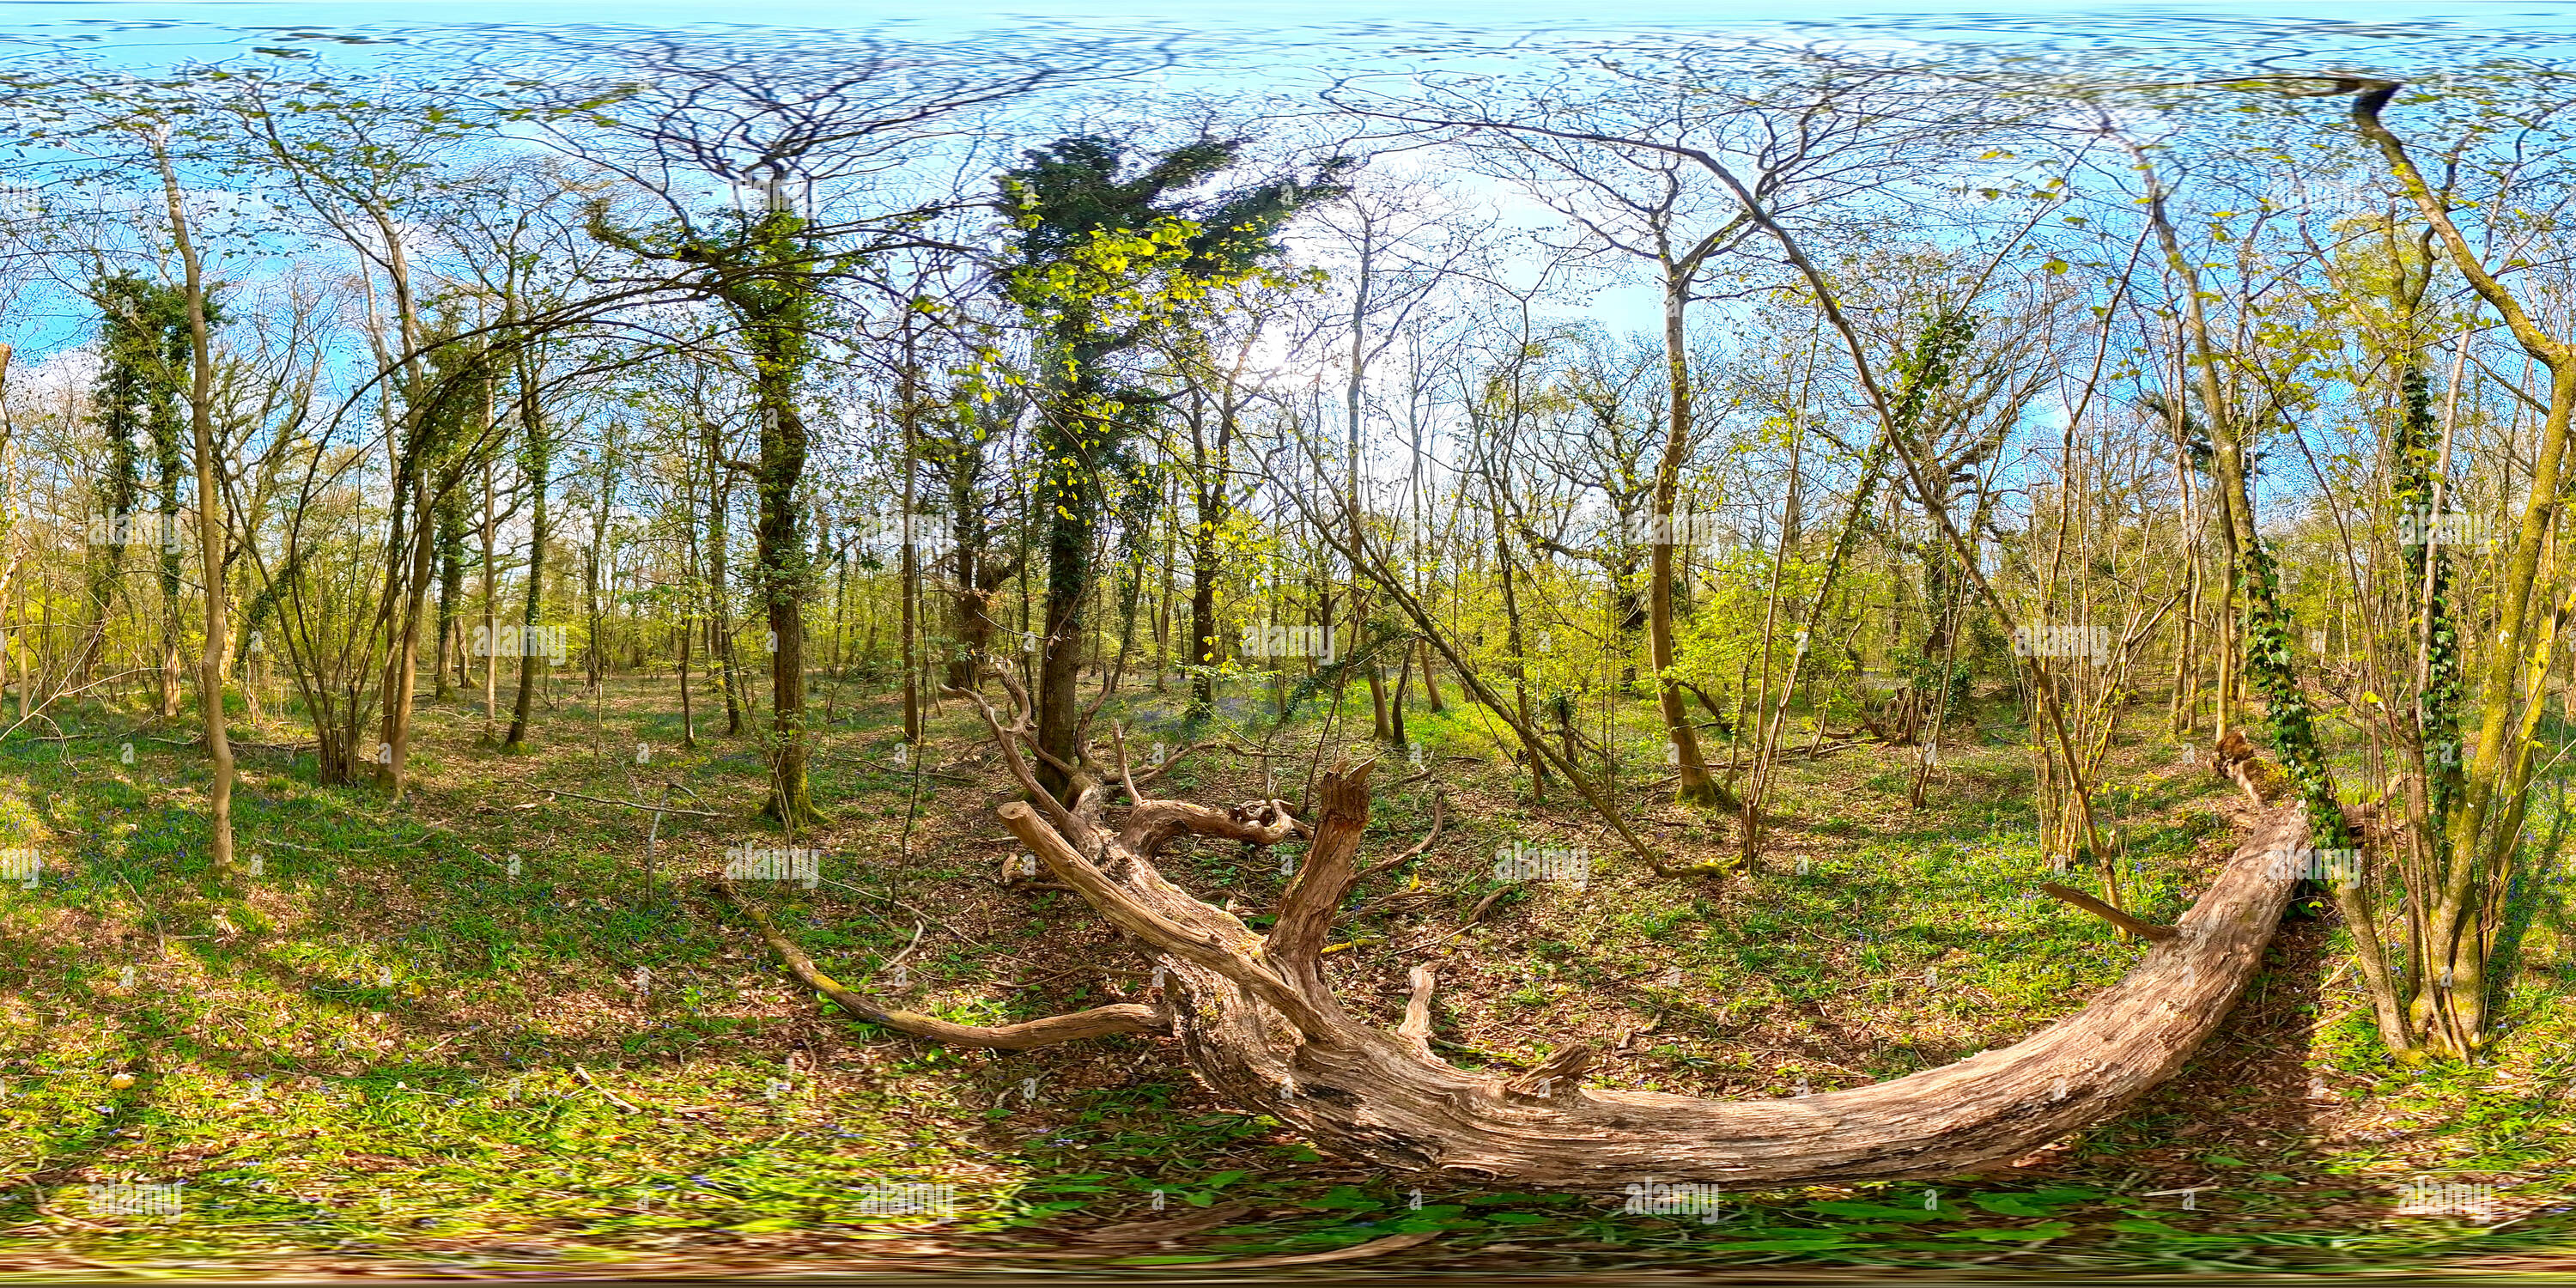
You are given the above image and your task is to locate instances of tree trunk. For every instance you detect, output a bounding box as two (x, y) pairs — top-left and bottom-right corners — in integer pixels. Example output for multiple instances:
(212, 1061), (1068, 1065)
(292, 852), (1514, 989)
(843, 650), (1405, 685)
(757, 732), (2309, 1187)
(503, 355), (550, 752)
(374, 480), (436, 798)
(153, 137), (234, 876)
(2354, 82), (2576, 1058)
(2129, 138), (2399, 1051)
(481, 455), (498, 741)
(1187, 404), (1230, 723)
(434, 481), (464, 702)
(899, 332), (920, 745)
(754, 380), (817, 824)
(1652, 270), (1721, 806)
(586, 428), (615, 699)
(707, 419), (744, 738)
(153, 408), (182, 721)
(1034, 399), (1094, 803)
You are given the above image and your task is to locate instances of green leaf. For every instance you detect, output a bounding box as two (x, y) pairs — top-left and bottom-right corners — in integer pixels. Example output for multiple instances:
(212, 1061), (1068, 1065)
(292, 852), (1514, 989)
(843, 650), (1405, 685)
(1700, 1235), (1856, 1252)
(1968, 1194), (2075, 1218)
(1804, 1200), (1949, 1222)
(2111, 1218), (2191, 1235)
(1303, 1185), (1380, 1211)
(1936, 1222), (2074, 1241)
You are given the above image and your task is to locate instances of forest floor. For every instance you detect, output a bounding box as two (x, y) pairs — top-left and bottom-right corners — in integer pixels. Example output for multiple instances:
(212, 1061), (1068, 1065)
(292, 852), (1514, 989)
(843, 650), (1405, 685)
(1, 665), (2573, 1279)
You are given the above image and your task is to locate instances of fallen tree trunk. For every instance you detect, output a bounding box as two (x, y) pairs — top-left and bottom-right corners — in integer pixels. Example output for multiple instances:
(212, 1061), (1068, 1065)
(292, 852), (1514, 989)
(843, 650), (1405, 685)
(744, 692), (2306, 1188)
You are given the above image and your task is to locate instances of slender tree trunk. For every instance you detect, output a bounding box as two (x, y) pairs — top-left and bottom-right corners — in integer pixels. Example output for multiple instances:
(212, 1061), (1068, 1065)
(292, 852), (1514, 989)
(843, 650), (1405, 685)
(1653, 265), (1721, 805)
(1155, 468), (1176, 694)
(900, 322), (920, 744)
(503, 353), (551, 752)
(2130, 137), (2403, 1049)
(153, 137), (233, 875)
(1034, 388), (1095, 801)
(707, 417), (744, 737)
(481, 455), (498, 741)
(374, 482), (435, 797)
(586, 430), (615, 699)
(152, 387), (183, 721)
(434, 481), (464, 702)
(753, 372), (818, 824)
(1187, 403), (1230, 723)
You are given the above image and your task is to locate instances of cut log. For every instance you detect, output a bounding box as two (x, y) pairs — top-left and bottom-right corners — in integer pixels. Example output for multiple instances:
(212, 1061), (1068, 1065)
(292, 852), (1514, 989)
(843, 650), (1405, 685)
(750, 679), (2310, 1188)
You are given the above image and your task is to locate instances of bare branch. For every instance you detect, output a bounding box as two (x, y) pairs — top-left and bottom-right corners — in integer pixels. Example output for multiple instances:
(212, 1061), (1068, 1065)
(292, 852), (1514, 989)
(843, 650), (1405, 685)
(945, 681), (1080, 835)
(2039, 883), (2178, 942)
(1268, 759), (1374, 968)
(1398, 965), (1439, 1061)
(731, 890), (1166, 1048)
(997, 802), (1334, 1036)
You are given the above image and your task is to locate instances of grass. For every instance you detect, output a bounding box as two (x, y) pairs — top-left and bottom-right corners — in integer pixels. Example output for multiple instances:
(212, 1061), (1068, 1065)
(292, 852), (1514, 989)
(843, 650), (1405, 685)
(0, 667), (2572, 1275)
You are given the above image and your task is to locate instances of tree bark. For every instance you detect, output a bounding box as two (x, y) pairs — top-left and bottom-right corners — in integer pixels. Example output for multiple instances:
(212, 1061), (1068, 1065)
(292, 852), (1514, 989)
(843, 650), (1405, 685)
(754, 383), (817, 824)
(1652, 261), (1721, 805)
(152, 136), (234, 876)
(706, 416), (744, 737)
(502, 350), (550, 752)
(754, 714), (2309, 1187)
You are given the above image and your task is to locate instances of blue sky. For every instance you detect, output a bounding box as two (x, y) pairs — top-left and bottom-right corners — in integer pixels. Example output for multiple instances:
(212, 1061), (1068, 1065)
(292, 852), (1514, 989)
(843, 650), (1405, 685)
(6, 0), (2562, 386)
(6, 1), (2573, 52)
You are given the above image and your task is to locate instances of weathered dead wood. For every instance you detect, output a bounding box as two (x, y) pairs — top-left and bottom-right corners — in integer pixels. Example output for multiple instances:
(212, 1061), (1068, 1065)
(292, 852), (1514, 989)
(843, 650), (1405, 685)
(1117, 798), (1298, 857)
(1399, 965), (1438, 1060)
(1269, 761), (1372, 969)
(1128, 783), (2306, 1186)
(2040, 882), (2179, 941)
(2214, 727), (2273, 806)
(1504, 1043), (1595, 1103)
(747, 664), (2309, 1188)
(732, 893), (1166, 1048)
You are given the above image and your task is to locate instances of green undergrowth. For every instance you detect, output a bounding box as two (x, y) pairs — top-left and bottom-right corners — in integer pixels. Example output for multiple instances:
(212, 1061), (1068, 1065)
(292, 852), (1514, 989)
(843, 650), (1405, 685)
(0, 680), (2572, 1274)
